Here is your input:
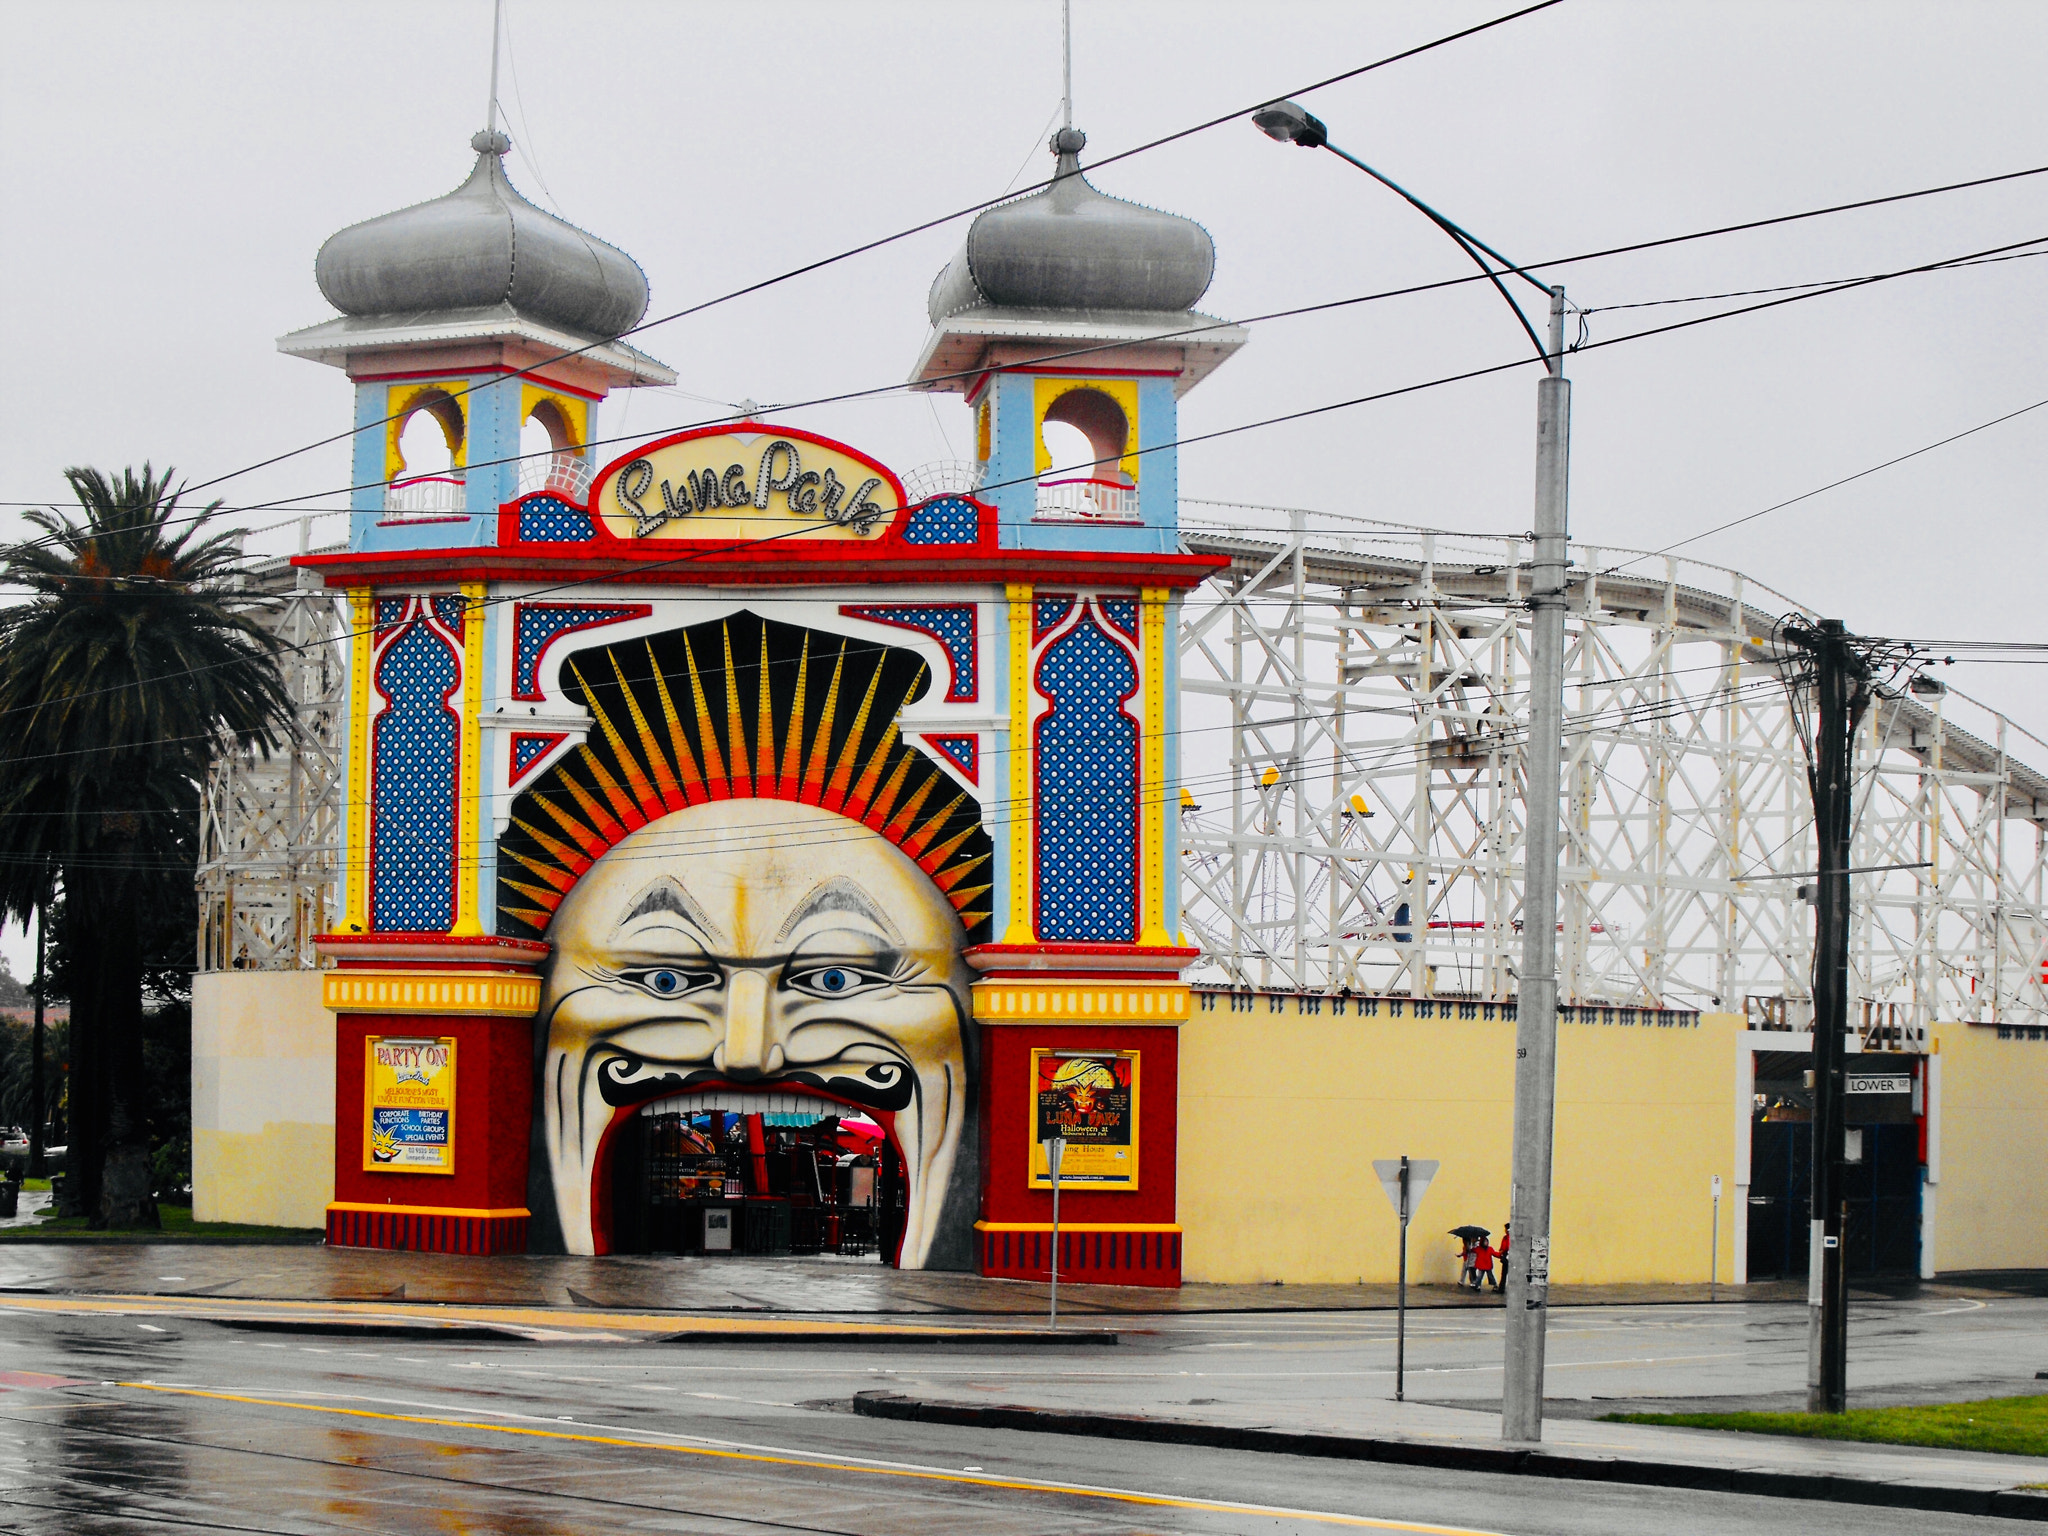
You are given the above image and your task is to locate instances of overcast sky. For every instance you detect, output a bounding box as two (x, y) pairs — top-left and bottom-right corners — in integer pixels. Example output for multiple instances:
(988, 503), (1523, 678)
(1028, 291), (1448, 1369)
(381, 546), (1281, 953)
(2, 0), (2046, 972)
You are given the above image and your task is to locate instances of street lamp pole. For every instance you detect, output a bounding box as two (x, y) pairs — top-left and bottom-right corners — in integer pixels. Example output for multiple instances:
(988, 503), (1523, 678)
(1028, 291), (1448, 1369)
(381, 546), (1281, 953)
(1253, 102), (1571, 1442)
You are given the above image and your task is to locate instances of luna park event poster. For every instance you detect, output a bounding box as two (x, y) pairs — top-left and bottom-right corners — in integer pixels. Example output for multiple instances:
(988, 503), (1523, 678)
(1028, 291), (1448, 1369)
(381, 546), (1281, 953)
(1030, 1050), (1138, 1189)
(364, 1036), (457, 1174)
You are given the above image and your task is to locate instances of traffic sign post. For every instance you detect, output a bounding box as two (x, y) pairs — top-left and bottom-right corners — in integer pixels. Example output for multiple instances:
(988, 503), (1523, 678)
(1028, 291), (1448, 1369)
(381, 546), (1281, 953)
(1710, 1173), (1722, 1303)
(1044, 1137), (1067, 1330)
(1372, 1157), (1439, 1401)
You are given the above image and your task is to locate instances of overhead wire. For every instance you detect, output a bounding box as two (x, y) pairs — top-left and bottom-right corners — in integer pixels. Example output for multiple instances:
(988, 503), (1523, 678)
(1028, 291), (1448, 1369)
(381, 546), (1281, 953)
(6, 158), (2048, 555)
(169, 0), (1572, 504)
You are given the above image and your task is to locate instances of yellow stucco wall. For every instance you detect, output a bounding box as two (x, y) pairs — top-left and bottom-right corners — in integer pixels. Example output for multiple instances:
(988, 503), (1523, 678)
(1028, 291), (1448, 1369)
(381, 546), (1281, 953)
(1178, 998), (1742, 1285)
(191, 971), (334, 1229)
(1930, 1021), (2048, 1273)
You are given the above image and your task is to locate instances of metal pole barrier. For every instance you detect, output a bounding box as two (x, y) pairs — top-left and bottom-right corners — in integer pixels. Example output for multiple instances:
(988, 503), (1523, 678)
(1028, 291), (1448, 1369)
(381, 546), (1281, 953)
(1045, 1136), (1065, 1330)
(27, 888), (45, 1179)
(1502, 285), (1571, 1444)
(1396, 1155), (1410, 1402)
(1711, 1174), (1721, 1303)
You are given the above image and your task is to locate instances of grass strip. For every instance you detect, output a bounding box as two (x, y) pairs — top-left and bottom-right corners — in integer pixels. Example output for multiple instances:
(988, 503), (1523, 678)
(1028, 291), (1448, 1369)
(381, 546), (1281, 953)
(0, 1204), (321, 1243)
(1603, 1394), (2048, 1458)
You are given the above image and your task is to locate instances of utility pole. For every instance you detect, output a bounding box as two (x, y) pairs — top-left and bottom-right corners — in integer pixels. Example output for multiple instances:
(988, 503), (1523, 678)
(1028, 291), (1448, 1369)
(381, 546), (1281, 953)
(1502, 285), (1571, 1443)
(1801, 618), (1867, 1413)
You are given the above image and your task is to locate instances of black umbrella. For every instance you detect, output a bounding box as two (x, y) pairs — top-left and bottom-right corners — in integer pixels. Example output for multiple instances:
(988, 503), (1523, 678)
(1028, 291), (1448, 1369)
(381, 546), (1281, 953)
(1448, 1225), (1491, 1242)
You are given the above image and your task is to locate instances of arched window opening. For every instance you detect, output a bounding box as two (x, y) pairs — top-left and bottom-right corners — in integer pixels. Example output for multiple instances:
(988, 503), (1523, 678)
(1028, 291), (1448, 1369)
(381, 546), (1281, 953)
(1036, 387), (1137, 523)
(519, 398), (591, 499)
(388, 391), (466, 519)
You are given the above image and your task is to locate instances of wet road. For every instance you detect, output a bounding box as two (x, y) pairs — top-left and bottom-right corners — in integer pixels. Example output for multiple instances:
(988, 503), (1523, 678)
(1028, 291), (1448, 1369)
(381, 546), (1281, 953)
(0, 1306), (2042, 1534)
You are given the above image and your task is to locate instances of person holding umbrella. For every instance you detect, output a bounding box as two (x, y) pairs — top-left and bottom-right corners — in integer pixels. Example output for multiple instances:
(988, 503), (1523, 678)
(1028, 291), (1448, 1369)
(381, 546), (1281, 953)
(1449, 1225), (1490, 1289)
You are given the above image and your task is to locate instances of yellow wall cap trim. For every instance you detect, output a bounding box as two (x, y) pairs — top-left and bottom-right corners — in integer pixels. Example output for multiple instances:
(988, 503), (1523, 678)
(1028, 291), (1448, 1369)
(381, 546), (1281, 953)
(973, 1221), (1182, 1234)
(972, 983), (1190, 1023)
(321, 970), (542, 1018)
(327, 1202), (530, 1219)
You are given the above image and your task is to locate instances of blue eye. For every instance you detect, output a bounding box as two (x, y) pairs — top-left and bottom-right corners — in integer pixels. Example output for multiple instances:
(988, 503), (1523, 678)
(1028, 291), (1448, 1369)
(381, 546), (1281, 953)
(788, 965), (886, 1000)
(619, 967), (712, 998)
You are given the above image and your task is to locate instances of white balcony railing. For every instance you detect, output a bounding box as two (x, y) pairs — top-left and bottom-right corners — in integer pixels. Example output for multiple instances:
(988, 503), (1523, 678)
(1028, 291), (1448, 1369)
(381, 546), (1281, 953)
(1034, 478), (1140, 524)
(517, 453), (594, 501)
(384, 476), (467, 520)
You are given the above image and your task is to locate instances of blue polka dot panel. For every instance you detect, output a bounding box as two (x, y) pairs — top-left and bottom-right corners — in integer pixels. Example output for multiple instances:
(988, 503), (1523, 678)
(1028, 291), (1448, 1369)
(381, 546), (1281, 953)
(901, 495), (980, 545)
(518, 494), (597, 542)
(430, 594), (467, 633)
(370, 615), (461, 932)
(512, 602), (649, 700)
(920, 733), (979, 784)
(840, 605), (978, 702)
(374, 597), (407, 633)
(1100, 598), (1138, 639)
(1035, 596), (1075, 640)
(510, 731), (568, 783)
(1035, 613), (1138, 943)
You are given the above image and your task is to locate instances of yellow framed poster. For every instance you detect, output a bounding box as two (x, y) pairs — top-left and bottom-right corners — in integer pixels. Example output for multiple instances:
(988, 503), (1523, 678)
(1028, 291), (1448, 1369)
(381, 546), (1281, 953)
(1029, 1049), (1138, 1190)
(364, 1035), (457, 1174)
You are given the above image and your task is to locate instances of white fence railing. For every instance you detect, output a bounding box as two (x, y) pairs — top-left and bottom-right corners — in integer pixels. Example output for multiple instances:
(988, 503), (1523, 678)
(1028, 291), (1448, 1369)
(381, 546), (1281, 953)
(384, 476), (466, 519)
(1034, 478), (1140, 523)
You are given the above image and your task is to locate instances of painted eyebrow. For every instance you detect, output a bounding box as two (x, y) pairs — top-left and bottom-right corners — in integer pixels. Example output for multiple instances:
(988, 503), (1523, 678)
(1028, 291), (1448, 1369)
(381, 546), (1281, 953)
(774, 876), (901, 944)
(612, 877), (722, 942)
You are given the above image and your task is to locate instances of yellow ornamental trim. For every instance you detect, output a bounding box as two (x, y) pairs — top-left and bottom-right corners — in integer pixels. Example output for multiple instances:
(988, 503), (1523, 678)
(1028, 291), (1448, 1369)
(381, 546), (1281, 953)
(322, 970), (542, 1018)
(971, 982), (1189, 1024)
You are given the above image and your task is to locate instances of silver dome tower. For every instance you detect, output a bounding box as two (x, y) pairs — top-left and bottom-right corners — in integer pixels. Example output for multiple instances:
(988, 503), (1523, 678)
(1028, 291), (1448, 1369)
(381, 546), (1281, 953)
(314, 130), (651, 341)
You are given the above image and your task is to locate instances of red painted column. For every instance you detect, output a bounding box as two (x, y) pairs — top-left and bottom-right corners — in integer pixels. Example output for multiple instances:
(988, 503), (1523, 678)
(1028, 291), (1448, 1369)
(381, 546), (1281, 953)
(969, 949), (1193, 1288)
(318, 934), (547, 1254)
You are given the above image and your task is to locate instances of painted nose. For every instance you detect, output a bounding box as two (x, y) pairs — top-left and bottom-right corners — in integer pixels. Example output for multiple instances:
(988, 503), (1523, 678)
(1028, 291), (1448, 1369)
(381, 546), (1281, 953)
(718, 971), (778, 1078)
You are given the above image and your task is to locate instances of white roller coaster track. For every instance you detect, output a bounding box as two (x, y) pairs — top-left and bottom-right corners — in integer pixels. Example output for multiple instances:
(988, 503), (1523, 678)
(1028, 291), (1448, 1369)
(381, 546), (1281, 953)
(199, 504), (2048, 1041)
(1174, 501), (2048, 1039)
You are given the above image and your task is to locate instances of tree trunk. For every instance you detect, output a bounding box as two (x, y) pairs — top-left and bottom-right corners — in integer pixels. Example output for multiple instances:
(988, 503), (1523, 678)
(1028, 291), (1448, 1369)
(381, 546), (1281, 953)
(95, 871), (157, 1230)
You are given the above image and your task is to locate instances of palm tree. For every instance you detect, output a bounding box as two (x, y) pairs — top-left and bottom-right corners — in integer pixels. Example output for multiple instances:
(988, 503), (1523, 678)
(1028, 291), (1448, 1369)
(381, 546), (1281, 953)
(0, 466), (289, 1227)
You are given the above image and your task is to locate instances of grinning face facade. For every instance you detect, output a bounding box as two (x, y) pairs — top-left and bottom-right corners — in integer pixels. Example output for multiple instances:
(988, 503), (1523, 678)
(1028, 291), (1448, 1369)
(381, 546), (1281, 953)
(538, 798), (974, 1266)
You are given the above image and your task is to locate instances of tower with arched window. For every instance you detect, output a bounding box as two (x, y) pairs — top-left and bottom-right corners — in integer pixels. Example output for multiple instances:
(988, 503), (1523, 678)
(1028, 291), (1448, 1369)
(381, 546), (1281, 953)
(911, 126), (1245, 552)
(278, 128), (674, 549)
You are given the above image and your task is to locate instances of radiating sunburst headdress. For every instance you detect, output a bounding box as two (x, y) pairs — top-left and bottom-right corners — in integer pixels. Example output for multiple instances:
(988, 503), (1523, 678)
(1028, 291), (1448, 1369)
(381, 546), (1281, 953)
(497, 611), (992, 940)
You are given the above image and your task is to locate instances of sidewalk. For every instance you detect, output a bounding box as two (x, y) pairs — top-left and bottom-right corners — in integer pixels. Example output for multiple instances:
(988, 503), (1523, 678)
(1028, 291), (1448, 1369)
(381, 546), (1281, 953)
(0, 1241), (2031, 1313)
(853, 1388), (2048, 1520)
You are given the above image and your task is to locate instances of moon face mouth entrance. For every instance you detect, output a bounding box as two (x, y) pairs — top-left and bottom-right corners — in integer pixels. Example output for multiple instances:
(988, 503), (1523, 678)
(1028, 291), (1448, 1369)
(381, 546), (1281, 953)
(602, 1083), (905, 1263)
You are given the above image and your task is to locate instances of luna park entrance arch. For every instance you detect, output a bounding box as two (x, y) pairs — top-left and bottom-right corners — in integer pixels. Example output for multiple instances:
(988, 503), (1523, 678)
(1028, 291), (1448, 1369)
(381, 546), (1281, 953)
(601, 1090), (909, 1261)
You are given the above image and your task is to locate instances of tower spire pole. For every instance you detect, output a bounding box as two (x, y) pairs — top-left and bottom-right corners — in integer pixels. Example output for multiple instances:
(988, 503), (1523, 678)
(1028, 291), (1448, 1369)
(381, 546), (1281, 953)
(485, 0), (504, 136)
(1061, 0), (1073, 131)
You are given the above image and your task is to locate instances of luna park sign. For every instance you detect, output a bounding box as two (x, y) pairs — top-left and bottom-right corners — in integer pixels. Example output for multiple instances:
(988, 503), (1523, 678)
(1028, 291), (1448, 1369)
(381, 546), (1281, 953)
(594, 428), (900, 542)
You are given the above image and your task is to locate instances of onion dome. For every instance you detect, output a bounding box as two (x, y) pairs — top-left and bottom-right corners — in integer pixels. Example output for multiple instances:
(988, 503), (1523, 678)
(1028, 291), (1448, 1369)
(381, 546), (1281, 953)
(314, 130), (650, 340)
(929, 128), (1216, 321)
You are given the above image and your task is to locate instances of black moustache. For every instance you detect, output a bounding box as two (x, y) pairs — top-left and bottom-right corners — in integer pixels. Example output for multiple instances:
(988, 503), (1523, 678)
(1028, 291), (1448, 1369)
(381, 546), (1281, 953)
(593, 1053), (915, 1113)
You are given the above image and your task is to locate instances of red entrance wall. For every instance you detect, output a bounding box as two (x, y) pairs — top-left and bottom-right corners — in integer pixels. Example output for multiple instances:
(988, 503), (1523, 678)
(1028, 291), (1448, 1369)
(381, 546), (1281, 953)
(329, 1011), (534, 1253)
(977, 1022), (1180, 1285)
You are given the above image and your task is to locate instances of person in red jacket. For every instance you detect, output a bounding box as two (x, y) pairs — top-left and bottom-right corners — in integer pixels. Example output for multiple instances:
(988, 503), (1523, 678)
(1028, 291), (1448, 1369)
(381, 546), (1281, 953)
(1497, 1222), (1512, 1286)
(1474, 1237), (1497, 1290)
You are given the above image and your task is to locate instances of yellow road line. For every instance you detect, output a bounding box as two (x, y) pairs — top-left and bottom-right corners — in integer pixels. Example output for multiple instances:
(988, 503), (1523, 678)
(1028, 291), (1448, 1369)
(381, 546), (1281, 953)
(0, 1293), (1004, 1338)
(123, 1381), (1506, 1534)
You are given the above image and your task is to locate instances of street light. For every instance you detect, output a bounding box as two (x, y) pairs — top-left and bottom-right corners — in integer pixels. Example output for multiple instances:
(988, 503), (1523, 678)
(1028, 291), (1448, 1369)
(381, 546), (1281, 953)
(1255, 99), (1573, 1445)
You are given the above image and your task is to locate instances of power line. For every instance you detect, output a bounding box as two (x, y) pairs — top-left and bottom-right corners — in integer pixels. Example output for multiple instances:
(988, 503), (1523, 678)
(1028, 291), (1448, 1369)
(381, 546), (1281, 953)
(1599, 392), (2048, 576)
(5, 225), (2016, 730)
(10, 157), (2048, 556)
(1579, 244), (2048, 314)
(171, 1), (1570, 504)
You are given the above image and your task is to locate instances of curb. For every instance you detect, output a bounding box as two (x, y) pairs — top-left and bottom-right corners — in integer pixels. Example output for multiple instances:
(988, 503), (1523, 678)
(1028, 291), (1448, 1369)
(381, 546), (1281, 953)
(661, 1329), (1117, 1347)
(850, 1392), (2048, 1521)
(212, 1318), (534, 1343)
